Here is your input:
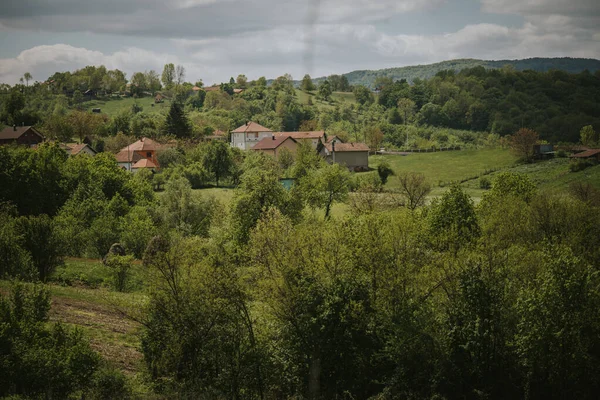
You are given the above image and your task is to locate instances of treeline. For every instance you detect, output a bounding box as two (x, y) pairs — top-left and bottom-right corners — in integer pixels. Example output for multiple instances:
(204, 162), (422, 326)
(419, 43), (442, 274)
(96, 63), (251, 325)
(343, 57), (600, 87)
(2, 138), (600, 398)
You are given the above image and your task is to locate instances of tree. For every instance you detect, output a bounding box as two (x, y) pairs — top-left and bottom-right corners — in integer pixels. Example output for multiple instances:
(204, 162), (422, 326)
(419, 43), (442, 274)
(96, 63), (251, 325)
(510, 128), (539, 163)
(301, 74), (316, 92)
(353, 85), (373, 106)
(68, 110), (106, 143)
(23, 72), (32, 87)
(202, 140), (233, 187)
(318, 80), (332, 101)
(164, 101), (191, 137)
(161, 63), (175, 88)
(397, 98), (416, 125)
(236, 74), (248, 89)
(397, 171), (430, 210)
(377, 162), (394, 185)
(176, 65), (186, 85)
(145, 70), (162, 92)
(303, 163), (351, 219)
(364, 125), (384, 151)
(15, 214), (64, 282)
(580, 125), (597, 147)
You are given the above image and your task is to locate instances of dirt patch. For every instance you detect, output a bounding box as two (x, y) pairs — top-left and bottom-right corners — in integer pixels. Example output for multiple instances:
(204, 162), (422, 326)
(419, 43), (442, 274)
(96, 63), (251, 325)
(49, 295), (144, 373)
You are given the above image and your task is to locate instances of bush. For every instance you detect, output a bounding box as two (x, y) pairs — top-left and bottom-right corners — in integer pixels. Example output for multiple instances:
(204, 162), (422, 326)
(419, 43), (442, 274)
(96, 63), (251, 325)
(569, 159), (593, 172)
(89, 366), (131, 400)
(556, 150), (567, 158)
(377, 162), (395, 185)
(479, 176), (491, 189)
(104, 255), (133, 292)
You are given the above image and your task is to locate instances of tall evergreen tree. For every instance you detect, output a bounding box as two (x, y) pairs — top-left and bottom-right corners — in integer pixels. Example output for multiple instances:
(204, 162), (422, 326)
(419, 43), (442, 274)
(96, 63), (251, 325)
(164, 101), (191, 137)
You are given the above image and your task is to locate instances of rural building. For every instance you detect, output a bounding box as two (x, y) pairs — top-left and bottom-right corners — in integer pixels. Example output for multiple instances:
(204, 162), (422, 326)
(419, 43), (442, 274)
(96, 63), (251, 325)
(571, 149), (600, 162)
(533, 144), (554, 159)
(0, 125), (45, 146)
(230, 121), (274, 150)
(321, 141), (370, 171)
(131, 158), (157, 173)
(67, 143), (97, 156)
(204, 129), (228, 141)
(252, 136), (298, 159)
(274, 131), (326, 150)
(116, 137), (161, 171)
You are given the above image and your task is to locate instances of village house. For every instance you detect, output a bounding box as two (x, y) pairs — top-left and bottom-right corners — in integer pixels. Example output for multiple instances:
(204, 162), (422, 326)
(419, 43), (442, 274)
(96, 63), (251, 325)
(67, 143), (97, 156)
(321, 140), (370, 171)
(0, 125), (45, 146)
(571, 148), (600, 162)
(131, 158), (158, 173)
(252, 136), (298, 159)
(274, 131), (326, 150)
(115, 137), (161, 171)
(230, 121), (274, 150)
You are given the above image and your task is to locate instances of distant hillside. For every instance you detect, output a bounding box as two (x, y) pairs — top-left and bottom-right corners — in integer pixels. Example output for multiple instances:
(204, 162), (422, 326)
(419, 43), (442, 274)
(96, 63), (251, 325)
(314, 57), (600, 88)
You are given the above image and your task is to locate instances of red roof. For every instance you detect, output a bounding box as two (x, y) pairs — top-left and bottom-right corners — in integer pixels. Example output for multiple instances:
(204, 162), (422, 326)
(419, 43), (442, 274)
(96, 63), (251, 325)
(0, 126), (44, 140)
(571, 149), (600, 158)
(232, 121), (273, 134)
(252, 136), (297, 150)
(324, 142), (370, 152)
(274, 131), (325, 140)
(132, 158), (157, 169)
(115, 149), (143, 163)
(192, 86), (202, 91)
(67, 143), (95, 156)
(119, 137), (160, 152)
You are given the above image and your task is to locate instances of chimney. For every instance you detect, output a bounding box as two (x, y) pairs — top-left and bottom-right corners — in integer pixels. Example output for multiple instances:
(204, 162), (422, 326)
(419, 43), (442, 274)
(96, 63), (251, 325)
(13, 125), (17, 131)
(272, 135), (275, 140)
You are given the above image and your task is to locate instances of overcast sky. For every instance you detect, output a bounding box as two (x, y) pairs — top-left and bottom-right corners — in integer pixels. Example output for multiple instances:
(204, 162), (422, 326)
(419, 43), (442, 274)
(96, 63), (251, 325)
(0, 0), (599, 85)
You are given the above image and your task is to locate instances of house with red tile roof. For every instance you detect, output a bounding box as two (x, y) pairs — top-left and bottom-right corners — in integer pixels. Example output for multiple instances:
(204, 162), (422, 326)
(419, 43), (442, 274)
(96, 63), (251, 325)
(571, 148), (600, 162)
(67, 143), (96, 156)
(0, 125), (45, 146)
(252, 136), (298, 159)
(116, 137), (161, 171)
(230, 121), (274, 150)
(131, 158), (158, 173)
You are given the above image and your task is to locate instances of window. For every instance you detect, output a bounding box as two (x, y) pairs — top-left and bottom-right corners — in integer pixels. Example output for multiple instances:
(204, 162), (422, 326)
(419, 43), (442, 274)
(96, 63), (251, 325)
(147, 152), (152, 158)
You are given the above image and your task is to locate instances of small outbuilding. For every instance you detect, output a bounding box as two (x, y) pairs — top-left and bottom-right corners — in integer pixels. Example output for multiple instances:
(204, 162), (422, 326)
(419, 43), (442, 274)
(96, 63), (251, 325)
(321, 141), (370, 171)
(571, 149), (600, 162)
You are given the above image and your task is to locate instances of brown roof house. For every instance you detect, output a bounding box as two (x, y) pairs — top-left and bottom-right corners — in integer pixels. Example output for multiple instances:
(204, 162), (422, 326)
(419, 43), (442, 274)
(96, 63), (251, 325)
(274, 131), (326, 150)
(67, 143), (97, 156)
(0, 125), (45, 146)
(321, 140), (370, 171)
(252, 136), (298, 159)
(116, 137), (161, 171)
(571, 148), (600, 162)
(230, 121), (274, 150)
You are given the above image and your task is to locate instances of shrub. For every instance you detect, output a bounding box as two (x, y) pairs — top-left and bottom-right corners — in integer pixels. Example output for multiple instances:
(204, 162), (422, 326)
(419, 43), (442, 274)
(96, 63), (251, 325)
(104, 255), (133, 292)
(569, 159), (593, 172)
(556, 150), (567, 158)
(479, 176), (491, 189)
(89, 366), (131, 400)
(377, 162), (395, 185)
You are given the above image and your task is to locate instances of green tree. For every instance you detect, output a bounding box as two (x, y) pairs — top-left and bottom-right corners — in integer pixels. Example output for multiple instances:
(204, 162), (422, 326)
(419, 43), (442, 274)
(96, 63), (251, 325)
(162, 63), (175, 88)
(397, 97), (416, 125)
(377, 161), (394, 185)
(15, 214), (64, 282)
(301, 74), (316, 91)
(303, 162), (351, 219)
(23, 72), (32, 87)
(353, 85), (373, 106)
(580, 125), (597, 147)
(318, 80), (332, 101)
(104, 254), (133, 292)
(164, 101), (192, 137)
(202, 140), (233, 187)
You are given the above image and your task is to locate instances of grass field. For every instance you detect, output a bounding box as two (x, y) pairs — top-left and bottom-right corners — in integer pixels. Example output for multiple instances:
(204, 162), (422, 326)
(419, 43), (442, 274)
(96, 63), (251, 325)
(369, 148), (518, 196)
(295, 89), (357, 109)
(85, 96), (172, 117)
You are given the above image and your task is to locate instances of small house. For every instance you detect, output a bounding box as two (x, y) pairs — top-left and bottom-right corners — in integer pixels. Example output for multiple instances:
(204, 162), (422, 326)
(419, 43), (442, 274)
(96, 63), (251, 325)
(0, 125), (45, 146)
(571, 149), (600, 162)
(67, 143), (97, 156)
(116, 137), (161, 171)
(274, 131), (326, 150)
(131, 158), (157, 173)
(321, 141), (370, 171)
(230, 121), (274, 150)
(252, 136), (298, 159)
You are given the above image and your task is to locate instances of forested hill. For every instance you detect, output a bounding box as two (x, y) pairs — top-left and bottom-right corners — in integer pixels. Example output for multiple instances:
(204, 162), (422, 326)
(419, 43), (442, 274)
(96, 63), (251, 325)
(328, 57), (600, 87)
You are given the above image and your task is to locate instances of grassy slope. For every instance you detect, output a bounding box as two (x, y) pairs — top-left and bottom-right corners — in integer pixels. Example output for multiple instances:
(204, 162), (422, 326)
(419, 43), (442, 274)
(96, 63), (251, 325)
(85, 96), (172, 117)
